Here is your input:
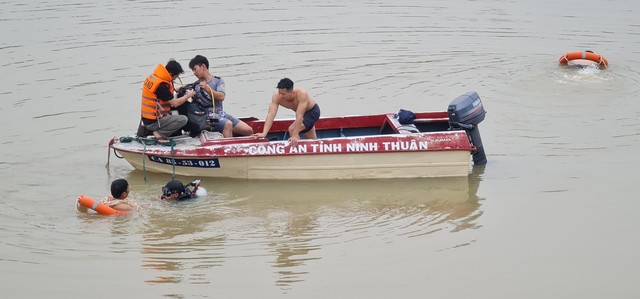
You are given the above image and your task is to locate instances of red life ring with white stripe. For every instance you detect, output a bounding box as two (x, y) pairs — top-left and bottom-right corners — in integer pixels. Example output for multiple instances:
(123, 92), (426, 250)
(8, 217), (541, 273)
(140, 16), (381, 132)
(559, 51), (608, 69)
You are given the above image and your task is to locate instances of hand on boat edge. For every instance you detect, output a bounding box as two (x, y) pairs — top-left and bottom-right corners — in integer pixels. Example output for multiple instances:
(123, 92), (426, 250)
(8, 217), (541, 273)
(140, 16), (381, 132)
(252, 132), (267, 139)
(288, 136), (299, 147)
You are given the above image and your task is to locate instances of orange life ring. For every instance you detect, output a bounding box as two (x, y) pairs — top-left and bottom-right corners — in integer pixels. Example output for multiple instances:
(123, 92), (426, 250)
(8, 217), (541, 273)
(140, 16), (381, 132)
(559, 51), (608, 68)
(77, 195), (126, 215)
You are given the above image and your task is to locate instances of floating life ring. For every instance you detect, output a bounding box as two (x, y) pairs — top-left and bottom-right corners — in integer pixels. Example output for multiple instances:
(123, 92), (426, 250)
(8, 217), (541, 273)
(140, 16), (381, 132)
(77, 195), (126, 215)
(559, 51), (608, 69)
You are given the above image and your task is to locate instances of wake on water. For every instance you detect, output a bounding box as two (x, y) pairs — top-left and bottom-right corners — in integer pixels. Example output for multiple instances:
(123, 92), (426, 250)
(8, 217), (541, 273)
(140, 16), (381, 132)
(555, 64), (612, 84)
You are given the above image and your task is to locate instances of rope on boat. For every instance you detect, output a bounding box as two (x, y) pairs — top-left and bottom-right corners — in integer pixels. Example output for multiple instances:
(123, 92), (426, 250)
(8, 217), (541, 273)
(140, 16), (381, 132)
(109, 135), (178, 181)
(106, 137), (115, 168)
(142, 140), (148, 181)
(113, 149), (124, 159)
(170, 142), (176, 180)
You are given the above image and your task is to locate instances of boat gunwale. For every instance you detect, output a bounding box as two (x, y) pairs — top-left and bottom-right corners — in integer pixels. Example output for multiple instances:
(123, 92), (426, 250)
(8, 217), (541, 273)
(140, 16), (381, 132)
(110, 130), (474, 158)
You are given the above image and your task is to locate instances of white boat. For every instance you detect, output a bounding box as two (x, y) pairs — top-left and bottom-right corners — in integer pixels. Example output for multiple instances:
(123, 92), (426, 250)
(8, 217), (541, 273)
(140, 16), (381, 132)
(109, 92), (487, 180)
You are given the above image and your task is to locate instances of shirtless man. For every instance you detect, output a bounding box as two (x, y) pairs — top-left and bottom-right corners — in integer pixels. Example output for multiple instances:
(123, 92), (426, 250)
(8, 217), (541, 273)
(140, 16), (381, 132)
(100, 179), (140, 211)
(253, 78), (321, 146)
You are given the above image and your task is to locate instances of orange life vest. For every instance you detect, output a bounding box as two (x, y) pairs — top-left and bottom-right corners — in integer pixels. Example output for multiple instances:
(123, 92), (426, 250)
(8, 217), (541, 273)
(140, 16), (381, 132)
(141, 64), (175, 120)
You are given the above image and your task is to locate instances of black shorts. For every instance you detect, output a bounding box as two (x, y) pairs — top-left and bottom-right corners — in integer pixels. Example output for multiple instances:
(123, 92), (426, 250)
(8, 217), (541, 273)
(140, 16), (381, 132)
(300, 104), (320, 134)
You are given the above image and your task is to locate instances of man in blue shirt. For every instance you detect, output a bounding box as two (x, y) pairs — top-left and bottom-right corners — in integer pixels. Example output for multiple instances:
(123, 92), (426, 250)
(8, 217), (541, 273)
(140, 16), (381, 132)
(188, 55), (254, 137)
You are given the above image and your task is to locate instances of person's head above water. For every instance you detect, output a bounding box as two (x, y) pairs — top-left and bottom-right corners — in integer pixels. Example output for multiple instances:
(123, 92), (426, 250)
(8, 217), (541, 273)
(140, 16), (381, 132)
(162, 180), (185, 198)
(161, 179), (207, 200)
(110, 178), (129, 199)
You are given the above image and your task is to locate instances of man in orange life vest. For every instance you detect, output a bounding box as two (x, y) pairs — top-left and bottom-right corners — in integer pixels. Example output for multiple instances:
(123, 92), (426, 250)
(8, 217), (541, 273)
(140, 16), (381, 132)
(140, 59), (195, 143)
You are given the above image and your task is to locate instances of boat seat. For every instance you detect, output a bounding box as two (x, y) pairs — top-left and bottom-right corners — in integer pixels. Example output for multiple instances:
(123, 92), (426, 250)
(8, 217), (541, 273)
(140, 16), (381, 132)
(413, 117), (448, 123)
(381, 114), (420, 134)
(203, 131), (224, 140)
(200, 131), (224, 144)
(397, 124), (419, 134)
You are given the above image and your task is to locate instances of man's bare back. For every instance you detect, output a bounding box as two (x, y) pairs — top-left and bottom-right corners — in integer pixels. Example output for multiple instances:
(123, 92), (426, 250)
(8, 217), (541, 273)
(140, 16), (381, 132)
(274, 88), (316, 112)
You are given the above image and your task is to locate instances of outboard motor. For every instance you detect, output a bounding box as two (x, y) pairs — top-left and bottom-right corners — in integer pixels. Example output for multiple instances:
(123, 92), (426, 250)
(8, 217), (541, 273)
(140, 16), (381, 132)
(448, 91), (487, 165)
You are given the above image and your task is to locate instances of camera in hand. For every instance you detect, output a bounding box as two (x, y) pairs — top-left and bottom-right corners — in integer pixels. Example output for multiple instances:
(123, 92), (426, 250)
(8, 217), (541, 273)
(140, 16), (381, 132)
(176, 82), (197, 98)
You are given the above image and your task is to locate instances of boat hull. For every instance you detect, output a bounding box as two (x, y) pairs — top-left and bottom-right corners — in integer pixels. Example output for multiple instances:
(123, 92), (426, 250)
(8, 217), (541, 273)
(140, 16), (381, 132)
(115, 148), (472, 180)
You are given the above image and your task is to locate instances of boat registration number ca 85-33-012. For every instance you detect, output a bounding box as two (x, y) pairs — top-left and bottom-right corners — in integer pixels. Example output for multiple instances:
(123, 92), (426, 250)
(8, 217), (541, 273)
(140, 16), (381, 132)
(148, 156), (220, 168)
